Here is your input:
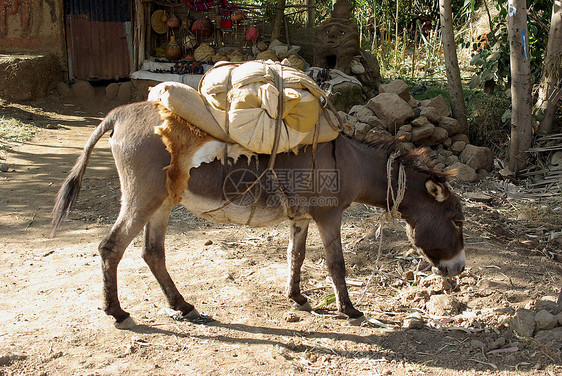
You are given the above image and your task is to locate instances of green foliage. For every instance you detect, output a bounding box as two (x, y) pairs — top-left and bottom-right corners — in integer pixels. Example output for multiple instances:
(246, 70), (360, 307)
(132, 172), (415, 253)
(467, 0), (551, 93)
(465, 91), (511, 153)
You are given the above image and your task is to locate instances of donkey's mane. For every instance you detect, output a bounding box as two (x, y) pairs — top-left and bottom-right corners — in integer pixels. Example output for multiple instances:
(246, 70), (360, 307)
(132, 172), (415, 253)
(348, 135), (455, 184)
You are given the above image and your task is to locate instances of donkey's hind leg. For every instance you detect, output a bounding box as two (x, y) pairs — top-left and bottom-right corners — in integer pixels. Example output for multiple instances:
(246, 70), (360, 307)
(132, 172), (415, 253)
(99, 202), (156, 328)
(142, 199), (199, 320)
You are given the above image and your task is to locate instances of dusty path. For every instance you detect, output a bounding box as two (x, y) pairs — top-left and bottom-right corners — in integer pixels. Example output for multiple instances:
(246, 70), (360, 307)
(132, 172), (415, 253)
(0, 96), (561, 375)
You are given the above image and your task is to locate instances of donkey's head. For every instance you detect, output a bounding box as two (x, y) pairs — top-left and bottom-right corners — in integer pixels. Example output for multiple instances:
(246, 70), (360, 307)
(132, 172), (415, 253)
(401, 174), (465, 277)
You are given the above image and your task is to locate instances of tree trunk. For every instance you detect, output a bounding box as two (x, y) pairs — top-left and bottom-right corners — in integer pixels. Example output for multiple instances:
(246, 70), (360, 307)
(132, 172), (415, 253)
(537, 0), (562, 135)
(271, 0), (287, 41)
(508, 0), (533, 172)
(439, 0), (468, 132)
(306, 0), (315, 29)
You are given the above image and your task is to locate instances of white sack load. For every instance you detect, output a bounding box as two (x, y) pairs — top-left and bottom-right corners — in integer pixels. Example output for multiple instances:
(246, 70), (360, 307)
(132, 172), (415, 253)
(148, 60), (341, 154)
(199, 60), (340, 154)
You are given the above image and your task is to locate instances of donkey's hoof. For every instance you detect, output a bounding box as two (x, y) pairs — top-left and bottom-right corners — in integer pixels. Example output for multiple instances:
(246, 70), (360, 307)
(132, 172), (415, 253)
(114, 316), (136, 329)
(293, 301), (312, 312)
(181, 308), (201, 320)
(347, 315), (366, 326)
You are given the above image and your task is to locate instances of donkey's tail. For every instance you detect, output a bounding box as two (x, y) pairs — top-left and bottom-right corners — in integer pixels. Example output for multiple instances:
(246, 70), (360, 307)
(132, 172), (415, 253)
(51, 113), (117, 236)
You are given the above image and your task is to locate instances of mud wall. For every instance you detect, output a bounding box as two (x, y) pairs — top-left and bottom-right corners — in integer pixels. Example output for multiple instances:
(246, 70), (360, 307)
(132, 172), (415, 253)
(0, 0), (66, 67)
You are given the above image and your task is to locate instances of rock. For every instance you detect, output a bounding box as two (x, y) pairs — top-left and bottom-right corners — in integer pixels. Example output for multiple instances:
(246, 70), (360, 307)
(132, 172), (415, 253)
(534, 327), (562, 350)
(57, 82), (72, 97)
(435, 162), (446, 170)
(343, 123), (354, 137)
(396, 130), (412, 142)
(350, 105), (374, 124)
(349, 105), (364, 116)
(331, 81), (364, 112)
(399, 288), (430, 307)
(413, 107), (422, 117)
(379, 79), (410, 101)
(510, 308), (536, 337)
(117, 81), (132, 102)
(367, 93), (415, 133)
(443, 137), (452, 148)
(399, 124), (412, 132)
(439, 117), (464, 136)
(535, 310), (558, 330)
(106, 83), (119, 99)
(450, 141), (467, 154)
(72, 80), (95, 98)
(416, 126), (448, 146)
(470, 339), (486, 349)
(411, 123), (435, 142)
(346, 115), (359, 127)
(283, 312), (301, 322)
(446, 162), (478, 182)
(551, 151), (562, 166)
(397, 142), (415, 154)
(419, 274), (452, 293)
(367, 116), (386, 130)
(411, 116), (429, 127)
(354, 122), (371, 141)
(408, 97), (420, 108)
(425, 95), (450, 118)
(426, 295), (461, 316)
(438, 149), (453, 157)
(403, 315), (424, 329)
(487, 337), (506, 350)
(404, 270), (415, 281)
(557, 312), (562, 325)
(460, 144), (493, 171)
(419, 106), (442, 123)
(437, 154), (448, 165)
(451, 133), (470, 144)
(204, 240), (213, 246)
(365, 128), (394, 143)
(531, 298), (562, 314)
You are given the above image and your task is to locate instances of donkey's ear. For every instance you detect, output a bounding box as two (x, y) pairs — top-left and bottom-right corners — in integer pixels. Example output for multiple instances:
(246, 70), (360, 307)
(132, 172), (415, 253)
(425, 179), (449, 202)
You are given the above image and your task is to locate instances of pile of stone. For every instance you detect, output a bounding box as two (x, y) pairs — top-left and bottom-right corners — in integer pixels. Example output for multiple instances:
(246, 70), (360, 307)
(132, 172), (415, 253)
(339, 79), (493, 182)
(510, 299), (562, 350)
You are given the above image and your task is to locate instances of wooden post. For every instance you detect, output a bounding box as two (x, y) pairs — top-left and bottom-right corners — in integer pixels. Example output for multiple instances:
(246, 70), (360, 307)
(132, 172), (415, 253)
(508, 0), (533, 172)
(271, 0), (287, 42)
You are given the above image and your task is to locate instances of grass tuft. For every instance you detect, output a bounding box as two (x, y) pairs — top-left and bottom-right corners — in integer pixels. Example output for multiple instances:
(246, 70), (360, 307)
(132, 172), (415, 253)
(0, 116), (38, 153)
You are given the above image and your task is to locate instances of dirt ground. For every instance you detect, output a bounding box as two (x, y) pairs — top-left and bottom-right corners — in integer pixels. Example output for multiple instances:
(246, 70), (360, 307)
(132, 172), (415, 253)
(1, 93), (561, 376)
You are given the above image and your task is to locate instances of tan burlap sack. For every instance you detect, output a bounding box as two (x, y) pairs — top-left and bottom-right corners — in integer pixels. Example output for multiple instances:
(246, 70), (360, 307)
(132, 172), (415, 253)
(148, 61), (341, 154)
(148, 81), (234, 142)
(198, 60), (339, 154)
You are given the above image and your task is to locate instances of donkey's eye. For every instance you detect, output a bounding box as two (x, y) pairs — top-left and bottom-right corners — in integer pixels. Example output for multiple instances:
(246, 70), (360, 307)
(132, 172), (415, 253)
(453, 220), (463, 228)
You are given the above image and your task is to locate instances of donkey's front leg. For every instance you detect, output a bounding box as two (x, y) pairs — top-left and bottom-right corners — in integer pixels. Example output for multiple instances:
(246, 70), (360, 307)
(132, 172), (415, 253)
(286, 220), (311, 311)
(315, 210), (363, 320)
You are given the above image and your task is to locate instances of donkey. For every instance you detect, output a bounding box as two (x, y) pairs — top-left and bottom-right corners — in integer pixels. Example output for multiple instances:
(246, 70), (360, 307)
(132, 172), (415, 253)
(52, 101), (465, 328)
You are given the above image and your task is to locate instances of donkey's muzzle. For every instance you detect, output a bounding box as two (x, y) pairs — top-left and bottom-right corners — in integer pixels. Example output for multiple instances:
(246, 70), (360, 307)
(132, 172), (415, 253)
(432, 249), (465, 277)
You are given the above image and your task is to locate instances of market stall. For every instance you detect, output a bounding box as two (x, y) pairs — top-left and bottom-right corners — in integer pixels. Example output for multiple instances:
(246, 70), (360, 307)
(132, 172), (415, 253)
(131, 0), (309, 88)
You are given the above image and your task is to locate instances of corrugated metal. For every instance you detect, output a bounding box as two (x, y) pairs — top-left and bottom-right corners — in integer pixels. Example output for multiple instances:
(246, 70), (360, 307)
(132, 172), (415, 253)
(65, 0), (132, 81)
